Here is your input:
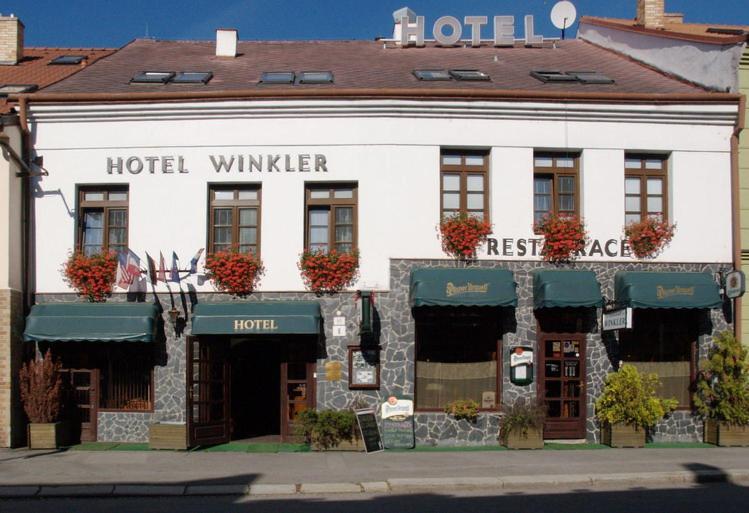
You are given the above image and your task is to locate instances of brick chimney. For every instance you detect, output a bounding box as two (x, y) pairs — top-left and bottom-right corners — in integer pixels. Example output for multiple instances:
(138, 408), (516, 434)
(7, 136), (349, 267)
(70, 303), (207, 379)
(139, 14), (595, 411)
(636, 0), (665, 29)
(0, 14), (23, 65)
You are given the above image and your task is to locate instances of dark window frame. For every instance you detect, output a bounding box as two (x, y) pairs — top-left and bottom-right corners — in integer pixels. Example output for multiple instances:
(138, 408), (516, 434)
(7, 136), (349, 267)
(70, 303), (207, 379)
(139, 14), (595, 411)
(76, 186), (129, 256)
(533, 152), (581, 226)
(624, 154), (669, 225)
(439, 150), (490, 221)
(304, 183), (358, 254)
(207, 185), (262, 256)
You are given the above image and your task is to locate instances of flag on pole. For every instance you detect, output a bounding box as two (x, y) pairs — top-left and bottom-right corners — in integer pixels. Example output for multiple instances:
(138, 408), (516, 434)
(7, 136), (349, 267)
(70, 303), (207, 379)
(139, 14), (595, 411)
(189, 248), (204, 274)
(169, 252), (180, 283)
(146, 252), (157, 286)
(158, 252), (167, 283)
(116, 249), (141, 289)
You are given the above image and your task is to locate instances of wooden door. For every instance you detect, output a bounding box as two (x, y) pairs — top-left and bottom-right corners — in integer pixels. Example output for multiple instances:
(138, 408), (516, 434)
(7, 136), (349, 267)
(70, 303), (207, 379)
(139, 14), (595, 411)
(280, 341), (316, 442)
(538, 334), (586, 439)
(187, 336), (230, 447)
(60, 368), (99, 443)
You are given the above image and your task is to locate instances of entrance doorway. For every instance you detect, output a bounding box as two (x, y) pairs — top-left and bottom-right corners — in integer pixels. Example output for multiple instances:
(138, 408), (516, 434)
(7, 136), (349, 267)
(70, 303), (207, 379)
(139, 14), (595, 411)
(59, 368), (99, 443)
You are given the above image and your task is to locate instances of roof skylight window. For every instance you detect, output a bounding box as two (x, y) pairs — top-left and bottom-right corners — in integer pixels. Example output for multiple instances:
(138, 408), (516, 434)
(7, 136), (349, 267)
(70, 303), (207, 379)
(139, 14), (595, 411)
(530, 70), (578, 83)
(260, 71), (295, 84)
(49, 55), (86, 65)
(0, 84), (38, 95)
(130, 71), (175, 84)
(297, 71), (334, 84)
(449, 69), (490, 81)
(413, 69), (451, 81)
(567, 71), (615, 84)
(172, 71), (213, 84)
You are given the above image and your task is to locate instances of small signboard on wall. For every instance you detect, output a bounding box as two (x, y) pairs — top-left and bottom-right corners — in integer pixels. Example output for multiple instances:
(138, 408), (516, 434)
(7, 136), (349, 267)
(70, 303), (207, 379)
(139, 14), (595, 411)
(602, 307), (632, 331)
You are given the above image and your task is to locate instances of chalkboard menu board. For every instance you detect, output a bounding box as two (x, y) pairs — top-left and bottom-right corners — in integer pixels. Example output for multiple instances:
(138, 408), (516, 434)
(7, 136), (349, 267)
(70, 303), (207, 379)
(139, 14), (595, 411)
(355, 409), (383, 453)
(381, 397), (415, 450)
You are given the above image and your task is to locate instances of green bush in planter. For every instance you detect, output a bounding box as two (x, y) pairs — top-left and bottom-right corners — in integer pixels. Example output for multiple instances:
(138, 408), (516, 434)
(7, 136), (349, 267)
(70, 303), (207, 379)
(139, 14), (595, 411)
(694, 330), (749, 425)
(595, 364), (678, 428)
(499, 399), (546, 444)
(295, 409), (356, 450)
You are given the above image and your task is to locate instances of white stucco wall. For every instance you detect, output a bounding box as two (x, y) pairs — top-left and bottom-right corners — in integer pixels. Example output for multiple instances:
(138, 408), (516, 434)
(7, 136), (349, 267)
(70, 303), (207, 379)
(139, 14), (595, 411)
(579, 22), (745, 93)
(0, 125), (23, 292)
(28, 99), (736, 293)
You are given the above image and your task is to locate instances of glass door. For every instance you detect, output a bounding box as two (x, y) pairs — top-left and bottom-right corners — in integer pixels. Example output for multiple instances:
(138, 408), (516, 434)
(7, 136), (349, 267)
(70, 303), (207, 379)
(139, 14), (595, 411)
(187, 336), (230, 447)
(539, 334), (586, 439)
(280, 341), (316, 441)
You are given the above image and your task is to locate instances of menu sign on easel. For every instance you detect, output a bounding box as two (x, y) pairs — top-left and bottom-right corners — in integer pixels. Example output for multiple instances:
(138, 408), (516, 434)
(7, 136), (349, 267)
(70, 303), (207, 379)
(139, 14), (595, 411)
(355, 409), (384, 454)
(381, 396), (415, 449)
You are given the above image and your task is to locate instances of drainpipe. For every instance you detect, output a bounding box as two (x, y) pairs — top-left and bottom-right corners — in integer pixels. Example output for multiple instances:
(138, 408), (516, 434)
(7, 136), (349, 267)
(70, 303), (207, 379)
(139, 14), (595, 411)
(733, 94), (746, 340)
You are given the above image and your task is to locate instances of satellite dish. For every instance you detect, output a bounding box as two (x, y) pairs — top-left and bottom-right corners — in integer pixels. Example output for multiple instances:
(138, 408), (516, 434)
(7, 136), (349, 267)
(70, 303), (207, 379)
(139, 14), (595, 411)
(551, 1), (577, 38)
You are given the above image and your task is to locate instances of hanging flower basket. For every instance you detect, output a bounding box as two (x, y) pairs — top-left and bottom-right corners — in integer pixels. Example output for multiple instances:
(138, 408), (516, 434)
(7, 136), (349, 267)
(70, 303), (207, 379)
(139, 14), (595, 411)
(204, 250), (265, 297)
(438, 214), (493, 261)
(62, 251), (118, 302)
(534, 214), (588, 264)
(624, 217), (676, 259)
(299, 249), (360, 295)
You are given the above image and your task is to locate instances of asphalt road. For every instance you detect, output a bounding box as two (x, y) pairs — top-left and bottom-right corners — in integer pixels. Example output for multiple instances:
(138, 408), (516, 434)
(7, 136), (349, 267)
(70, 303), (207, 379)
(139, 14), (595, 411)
(2, 482), (748, 513)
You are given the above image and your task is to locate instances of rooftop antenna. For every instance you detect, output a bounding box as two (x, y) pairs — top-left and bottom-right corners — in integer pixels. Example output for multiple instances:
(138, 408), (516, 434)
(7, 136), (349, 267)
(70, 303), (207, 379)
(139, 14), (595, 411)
(550, 1), (577, 40)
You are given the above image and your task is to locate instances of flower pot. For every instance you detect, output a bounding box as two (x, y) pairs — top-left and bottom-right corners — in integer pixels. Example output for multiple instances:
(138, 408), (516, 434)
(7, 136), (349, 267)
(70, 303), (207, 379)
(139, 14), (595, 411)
(704, 419), (749, 447)
(28, 422), (63, 449)
(503, 427), (544, 450)
(602, 422), (645, 448)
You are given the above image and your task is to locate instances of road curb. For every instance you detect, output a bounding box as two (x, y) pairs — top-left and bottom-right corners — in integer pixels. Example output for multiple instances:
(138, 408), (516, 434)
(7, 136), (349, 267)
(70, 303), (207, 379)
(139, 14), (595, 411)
(2, 469), (748, 499)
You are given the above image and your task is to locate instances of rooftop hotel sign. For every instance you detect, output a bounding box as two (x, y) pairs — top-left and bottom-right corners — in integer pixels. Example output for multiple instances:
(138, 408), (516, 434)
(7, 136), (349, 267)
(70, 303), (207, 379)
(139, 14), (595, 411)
(398, 13), (542, 47)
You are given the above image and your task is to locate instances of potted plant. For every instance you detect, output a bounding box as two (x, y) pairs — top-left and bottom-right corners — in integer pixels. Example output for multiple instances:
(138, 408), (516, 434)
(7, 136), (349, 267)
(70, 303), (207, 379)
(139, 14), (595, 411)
(295, 409), (358, 450)
(299, 249), (359, 295)
(694, 331), (749, 446)
(534, 214), (588, 264)
(19, 350), (64, 449)
(62, 251), (118, 302)
(499, 399), (545, 449)
(624, 217), (676, 259)
(204, 249), (264, 297)
(444, 399), (480, 423)
(595, 364), (678, 447)
(438, 213), (493, 261)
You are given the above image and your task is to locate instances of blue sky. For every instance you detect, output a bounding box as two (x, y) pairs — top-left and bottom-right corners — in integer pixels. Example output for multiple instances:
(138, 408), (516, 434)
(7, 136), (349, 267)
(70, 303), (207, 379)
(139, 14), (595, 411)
(8, 1), (749, 48)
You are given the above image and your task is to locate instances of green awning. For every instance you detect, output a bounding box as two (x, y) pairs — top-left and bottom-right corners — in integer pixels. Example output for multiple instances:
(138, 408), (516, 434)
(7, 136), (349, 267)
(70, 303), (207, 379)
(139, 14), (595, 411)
(409, 268), (517, 308)
(532, 270), (603, 309)
(24, 303), (159, 342)
(191, 301), (321, 335)
(615, 272), (722, 309)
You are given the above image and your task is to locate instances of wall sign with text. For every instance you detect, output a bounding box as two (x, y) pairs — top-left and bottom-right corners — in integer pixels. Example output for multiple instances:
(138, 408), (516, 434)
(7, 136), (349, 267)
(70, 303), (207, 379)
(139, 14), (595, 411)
(348, 346), (380, 389)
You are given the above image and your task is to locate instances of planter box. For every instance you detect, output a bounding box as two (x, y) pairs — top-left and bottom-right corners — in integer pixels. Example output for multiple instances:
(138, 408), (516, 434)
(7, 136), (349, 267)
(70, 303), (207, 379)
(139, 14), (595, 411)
(149, 423), (187, 450)
(704, 419), (749, 447)
(28, 422), (63, 449)
(503, 427), (544, 450)
(602, 422), (645, 448)
(325, 436), (365, 452)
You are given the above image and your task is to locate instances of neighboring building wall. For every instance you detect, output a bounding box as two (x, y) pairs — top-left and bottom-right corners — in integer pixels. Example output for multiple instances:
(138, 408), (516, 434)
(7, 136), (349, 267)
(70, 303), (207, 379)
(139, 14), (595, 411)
(578, 23), (745, 92)
(0, 125), (25, 447)
(740, 47), (749, 346)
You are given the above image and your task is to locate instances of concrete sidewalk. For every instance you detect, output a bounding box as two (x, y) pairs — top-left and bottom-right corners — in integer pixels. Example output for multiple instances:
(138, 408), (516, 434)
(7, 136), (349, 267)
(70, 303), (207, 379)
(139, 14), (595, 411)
(1, 447), (748, 498)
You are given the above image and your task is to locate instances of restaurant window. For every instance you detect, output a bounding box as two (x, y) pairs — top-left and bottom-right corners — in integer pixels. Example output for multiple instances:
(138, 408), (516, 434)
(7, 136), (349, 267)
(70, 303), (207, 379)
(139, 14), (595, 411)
(440, 151), (488, 220)
(415, 308), (500, 410)
(77, 187), (128, 256)
(99, 346), (153, 411)
(305, 183), (357, 253)
(533, 152), (579, 224)
(625, 154), (668, 225)
(619, 309), (697, 408)
(209, 185), (261, 254)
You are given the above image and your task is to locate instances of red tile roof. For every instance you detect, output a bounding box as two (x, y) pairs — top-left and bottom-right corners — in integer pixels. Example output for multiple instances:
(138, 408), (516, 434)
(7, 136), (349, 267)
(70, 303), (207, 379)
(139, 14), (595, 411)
(39, 38), (711, 98)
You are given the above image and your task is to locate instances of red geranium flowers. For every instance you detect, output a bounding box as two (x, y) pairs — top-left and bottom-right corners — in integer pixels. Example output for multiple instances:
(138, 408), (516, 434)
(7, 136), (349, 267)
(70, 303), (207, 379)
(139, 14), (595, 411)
(205, 250), (265, 297)
(534, 214), (588, 264)
(625, 217), (676, 259)
(439, 214), (493, 261)
(299, 249), (360, 295)
(62, 251), (118, 302)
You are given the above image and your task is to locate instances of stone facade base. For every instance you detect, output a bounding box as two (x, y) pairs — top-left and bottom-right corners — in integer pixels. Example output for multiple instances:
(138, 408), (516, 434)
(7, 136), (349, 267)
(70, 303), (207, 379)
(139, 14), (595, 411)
(0, 288), (24, 447)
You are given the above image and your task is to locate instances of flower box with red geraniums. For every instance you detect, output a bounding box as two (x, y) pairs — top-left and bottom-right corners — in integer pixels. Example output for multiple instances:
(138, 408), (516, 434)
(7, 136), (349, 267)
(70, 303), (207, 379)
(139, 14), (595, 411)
(534, 214), (588, 264)
(204, 250), (265, 297)
(62, 251), (118, 302)
(299, 249), (360, 295)
(624, 217), (676, 259)
(438, 214), (493, 261)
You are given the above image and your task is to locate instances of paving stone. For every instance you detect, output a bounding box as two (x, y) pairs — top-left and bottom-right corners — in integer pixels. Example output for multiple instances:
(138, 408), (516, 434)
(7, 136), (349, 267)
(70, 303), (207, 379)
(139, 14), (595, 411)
(248, 483), (298, 496)
(39, 485), (114, 497)
(185, 484), (248, 496)
(300, 482), (362, 494)
(113, 484), (185, 496)
(361, 481), (390, 493)
(0, 486), (39, 497)
(389, 477), (501, 491)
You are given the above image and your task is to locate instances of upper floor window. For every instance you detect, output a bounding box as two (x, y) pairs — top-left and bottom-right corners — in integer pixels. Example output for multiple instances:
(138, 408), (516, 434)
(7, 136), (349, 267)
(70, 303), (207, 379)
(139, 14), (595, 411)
(208, 185), (261, 254)
(440, 151), (488, 220)
(625, 154), (668, 225)
(78, 187), (128, 256)
(305, 183), (357, 253)
(533, 152), (579, 223)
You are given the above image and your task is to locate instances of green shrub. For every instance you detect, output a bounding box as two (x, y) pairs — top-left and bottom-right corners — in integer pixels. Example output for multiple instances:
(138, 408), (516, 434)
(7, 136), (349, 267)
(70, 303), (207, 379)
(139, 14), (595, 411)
(694, 331), (749, 425)
(595, 364), (677, 428)
(499, 399), (546, 443)
(444, 399), (480, 423)
(295, 409), (356, 450)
